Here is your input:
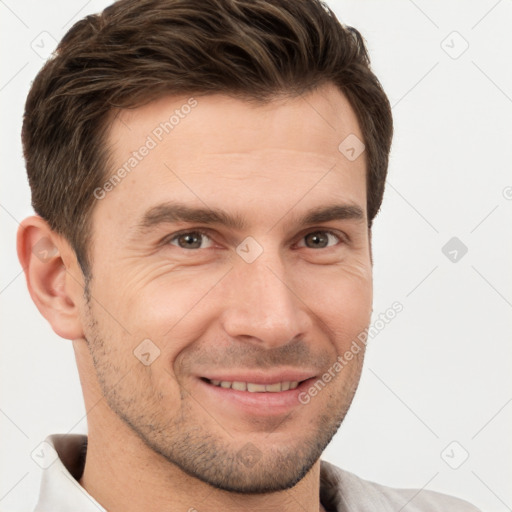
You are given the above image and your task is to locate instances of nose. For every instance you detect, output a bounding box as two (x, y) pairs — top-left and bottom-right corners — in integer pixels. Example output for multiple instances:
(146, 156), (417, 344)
(219, 249), (312, 348)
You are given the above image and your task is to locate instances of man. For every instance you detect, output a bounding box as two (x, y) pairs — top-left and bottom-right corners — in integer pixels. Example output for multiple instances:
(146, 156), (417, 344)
(17, 0), (480, 510)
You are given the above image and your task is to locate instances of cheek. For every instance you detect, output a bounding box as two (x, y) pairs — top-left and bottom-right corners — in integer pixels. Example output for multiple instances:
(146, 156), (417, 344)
(90, 255), (227, 337)
(87, 246), (372, 362)
(294, 261), (373, 345)
(130, 268), (230, 335)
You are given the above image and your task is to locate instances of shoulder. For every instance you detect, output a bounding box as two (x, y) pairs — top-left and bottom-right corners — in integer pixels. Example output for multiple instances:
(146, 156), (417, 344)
(320, 460), (481, 512)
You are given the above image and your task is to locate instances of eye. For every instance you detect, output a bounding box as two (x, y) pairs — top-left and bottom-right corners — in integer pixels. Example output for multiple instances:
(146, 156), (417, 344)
(297, 230), (343, 249)
(168, 230), (214, 250)
(164, 228), (344, 251)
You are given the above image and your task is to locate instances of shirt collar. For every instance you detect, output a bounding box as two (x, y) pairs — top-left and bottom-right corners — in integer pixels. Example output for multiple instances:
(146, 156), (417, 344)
(34, 434), (106, 512)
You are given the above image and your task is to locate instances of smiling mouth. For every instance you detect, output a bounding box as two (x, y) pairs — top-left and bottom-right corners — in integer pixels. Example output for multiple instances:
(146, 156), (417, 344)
(201, 377), (305, 392)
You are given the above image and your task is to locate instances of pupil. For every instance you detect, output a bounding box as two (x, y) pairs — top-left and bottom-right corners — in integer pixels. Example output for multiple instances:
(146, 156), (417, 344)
(181, 233), (200, 248)
(308, 232), (327, 248)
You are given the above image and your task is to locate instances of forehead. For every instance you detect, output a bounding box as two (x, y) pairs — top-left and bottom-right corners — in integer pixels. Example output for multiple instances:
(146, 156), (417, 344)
(94, 82), (367, 234)
(108, 82), (363, 161)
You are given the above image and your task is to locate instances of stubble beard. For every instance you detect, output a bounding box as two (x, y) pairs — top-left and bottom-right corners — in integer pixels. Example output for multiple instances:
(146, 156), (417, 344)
(83, 294), (363, 494)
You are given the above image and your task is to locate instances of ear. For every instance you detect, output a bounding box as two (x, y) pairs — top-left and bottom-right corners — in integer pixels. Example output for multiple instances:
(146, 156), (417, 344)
(17, 215), (86, 340)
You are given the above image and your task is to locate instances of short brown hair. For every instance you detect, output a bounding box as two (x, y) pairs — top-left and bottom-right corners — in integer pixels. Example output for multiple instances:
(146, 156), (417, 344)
(22, 0), (393, 279)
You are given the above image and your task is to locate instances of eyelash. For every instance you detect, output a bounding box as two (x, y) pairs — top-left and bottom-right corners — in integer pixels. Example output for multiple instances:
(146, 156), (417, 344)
(164, 228), (346, 250)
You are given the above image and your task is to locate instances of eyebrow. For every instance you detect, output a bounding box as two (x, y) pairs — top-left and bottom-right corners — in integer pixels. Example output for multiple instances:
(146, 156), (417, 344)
(134, 201), (365, 236)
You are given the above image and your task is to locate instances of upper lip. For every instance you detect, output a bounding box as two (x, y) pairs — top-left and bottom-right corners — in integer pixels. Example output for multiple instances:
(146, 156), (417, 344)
(199, 369), (317, 385)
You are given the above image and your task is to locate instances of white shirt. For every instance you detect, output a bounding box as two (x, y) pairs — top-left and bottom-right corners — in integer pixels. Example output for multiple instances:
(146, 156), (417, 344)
(33, 434), (481, 512)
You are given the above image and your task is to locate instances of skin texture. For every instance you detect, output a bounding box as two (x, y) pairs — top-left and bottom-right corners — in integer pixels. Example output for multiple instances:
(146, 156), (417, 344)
(17, 82), (373, 512)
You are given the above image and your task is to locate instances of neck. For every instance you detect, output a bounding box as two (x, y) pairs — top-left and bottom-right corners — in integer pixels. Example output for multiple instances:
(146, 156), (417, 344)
(74, 339), (326, 512)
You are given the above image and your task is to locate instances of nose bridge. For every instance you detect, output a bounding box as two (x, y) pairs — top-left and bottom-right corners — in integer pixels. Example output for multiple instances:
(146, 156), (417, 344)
(221, 245), (309, 346)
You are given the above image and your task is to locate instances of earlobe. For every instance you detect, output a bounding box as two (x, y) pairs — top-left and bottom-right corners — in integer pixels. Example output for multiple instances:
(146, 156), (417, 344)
(17, 216), (86, 340)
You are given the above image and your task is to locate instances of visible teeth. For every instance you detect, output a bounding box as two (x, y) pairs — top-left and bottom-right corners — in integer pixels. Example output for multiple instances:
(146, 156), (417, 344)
(247, 383), (266, 392)
(208, 379), (301, 392)
(231, 381), (247, 391)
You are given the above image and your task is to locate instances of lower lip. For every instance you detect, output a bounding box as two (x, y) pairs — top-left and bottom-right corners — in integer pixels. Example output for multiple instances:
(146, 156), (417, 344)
(196, 378), (317, 416)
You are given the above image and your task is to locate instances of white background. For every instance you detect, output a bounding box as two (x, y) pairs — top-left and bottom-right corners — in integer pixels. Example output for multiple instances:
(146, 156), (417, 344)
(1, 1), (511, 511)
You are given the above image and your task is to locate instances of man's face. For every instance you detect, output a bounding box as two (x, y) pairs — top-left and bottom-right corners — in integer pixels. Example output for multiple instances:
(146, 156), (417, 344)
(81, 82), (372, 492)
